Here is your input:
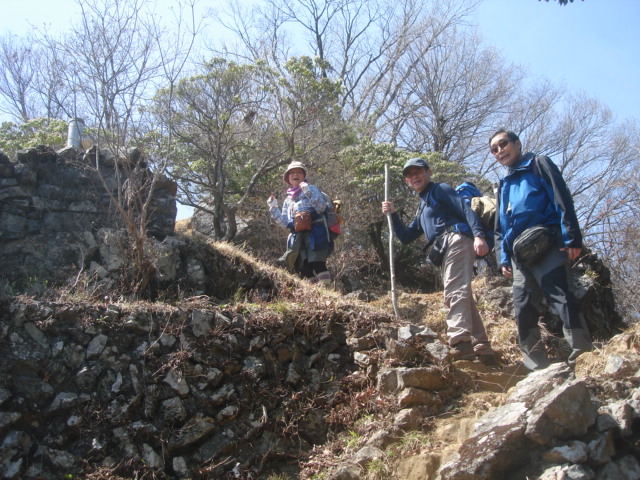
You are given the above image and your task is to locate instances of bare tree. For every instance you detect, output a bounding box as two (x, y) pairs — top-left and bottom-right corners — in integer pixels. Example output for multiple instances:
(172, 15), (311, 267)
(381, 27), (524, 168)
(44, 0), (165, 141)
(0, 35), (39, 122)
(28, 0), (203, 296)
(599, 165), (640, 321)
(31, 44), (75, 121)
(0, 32), (86, 123)
(213, 0), (293, 65)
(215, 0), (481, 137)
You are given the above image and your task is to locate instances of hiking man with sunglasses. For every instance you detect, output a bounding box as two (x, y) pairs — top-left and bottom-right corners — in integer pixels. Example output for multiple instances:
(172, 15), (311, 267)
(491, 129), (593, 370)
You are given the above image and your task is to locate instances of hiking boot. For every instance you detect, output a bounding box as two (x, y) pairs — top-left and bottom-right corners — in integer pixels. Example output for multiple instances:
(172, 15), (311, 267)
(563, 327), (594, 367)
(521, 328), (550, 371)
(315, 271), (332, 286)
(477, 353), (500, 367)
(449, 341), (475, 361)
(473, 342), (499, 367)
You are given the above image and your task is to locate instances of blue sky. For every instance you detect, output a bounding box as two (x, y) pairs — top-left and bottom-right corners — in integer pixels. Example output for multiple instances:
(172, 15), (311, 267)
(3, 0), (638, 122)
(477, 0), (640, 122)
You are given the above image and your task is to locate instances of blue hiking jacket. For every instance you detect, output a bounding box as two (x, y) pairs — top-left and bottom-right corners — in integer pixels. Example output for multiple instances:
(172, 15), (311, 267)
(390, 182), (485, 246)
(495, 153), (583, 267)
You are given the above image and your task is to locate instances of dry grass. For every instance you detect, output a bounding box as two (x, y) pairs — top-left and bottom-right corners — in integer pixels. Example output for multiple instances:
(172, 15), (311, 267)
(574, 321), (640, 380)
(174, 217), (192, 234)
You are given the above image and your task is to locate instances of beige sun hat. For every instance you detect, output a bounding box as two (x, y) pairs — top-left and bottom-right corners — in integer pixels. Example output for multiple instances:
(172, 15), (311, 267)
(283, 161), (307, 185)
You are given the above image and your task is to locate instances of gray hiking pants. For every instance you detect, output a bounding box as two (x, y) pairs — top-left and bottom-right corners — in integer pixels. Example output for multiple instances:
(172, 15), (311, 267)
(512, 245), (593, 370)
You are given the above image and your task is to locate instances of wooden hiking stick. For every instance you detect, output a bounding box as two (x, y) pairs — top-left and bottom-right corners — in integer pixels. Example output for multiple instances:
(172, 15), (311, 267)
(385, 164), (400, 317)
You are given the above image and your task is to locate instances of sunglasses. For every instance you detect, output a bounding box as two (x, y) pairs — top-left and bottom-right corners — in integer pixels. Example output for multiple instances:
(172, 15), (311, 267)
(490, 139), (512, 154)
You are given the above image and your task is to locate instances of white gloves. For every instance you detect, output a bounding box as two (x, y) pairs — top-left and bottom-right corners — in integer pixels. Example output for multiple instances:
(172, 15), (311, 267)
(267, 197), (278, 209)
(300, 182), (310, 195)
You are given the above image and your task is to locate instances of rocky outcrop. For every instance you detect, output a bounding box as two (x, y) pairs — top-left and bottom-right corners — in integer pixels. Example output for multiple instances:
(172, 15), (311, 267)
(0, 147), (177, 289)
(316, 297), (639, 480)
(437, 361), (640, 479)
(0, 296), (357, 479)
(383, 353), (640, 480)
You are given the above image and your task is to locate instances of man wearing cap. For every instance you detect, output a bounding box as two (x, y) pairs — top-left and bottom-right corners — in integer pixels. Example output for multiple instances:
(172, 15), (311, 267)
(267, 161), (333, 285)
(381, 158), (496, 363)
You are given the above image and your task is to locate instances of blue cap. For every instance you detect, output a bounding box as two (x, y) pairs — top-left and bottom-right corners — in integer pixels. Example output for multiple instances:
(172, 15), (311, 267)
(402, 158), (430, 176)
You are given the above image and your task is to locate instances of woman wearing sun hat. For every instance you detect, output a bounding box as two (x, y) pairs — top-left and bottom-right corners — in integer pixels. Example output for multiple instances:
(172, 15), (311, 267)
(267, 161), (333, 285)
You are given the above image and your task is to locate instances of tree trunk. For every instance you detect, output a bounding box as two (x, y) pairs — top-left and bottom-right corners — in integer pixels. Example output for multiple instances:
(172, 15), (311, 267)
(223, 204), (238, 242)
(368, 221), (388, 274)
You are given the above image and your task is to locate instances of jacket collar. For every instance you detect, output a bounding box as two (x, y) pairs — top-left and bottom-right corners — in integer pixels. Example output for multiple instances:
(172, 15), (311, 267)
(508, 152), (535, 174)
(418, 181), (436, 202)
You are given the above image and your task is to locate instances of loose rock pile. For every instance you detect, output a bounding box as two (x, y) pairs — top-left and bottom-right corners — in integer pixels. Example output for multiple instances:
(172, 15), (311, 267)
(439, 361), (640, 479)
(0, 296), (360, 479)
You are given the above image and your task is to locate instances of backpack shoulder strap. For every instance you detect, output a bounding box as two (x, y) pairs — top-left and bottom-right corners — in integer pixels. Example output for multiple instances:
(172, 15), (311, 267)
(415, 182), (438, 217)
(532, 154), (558, 181)
(531, 154), (542, 178)
(531, 154), (558, 194)
(425, 182), (442, 209)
